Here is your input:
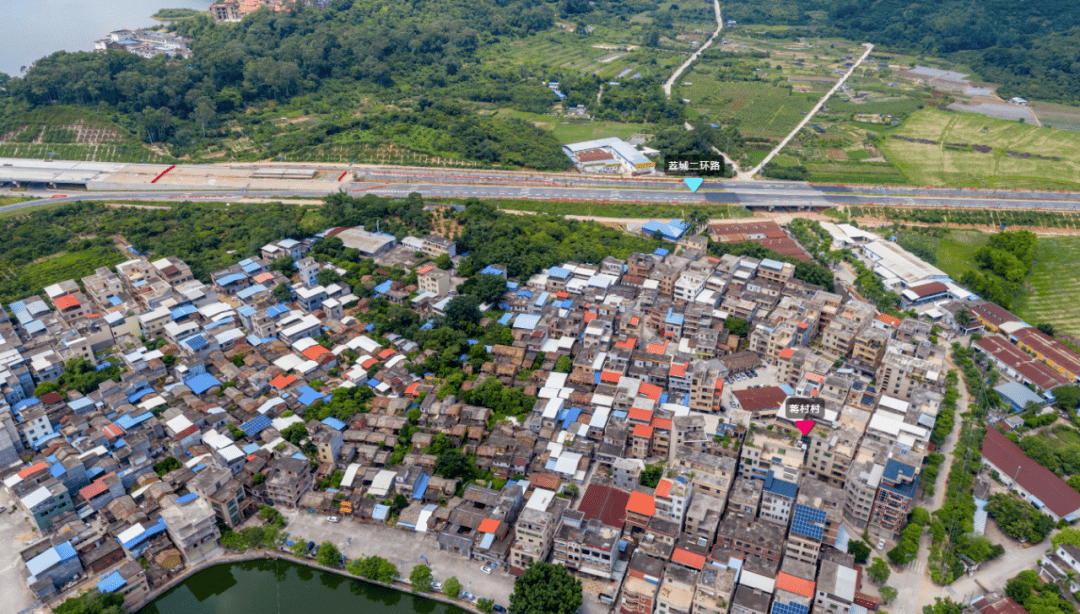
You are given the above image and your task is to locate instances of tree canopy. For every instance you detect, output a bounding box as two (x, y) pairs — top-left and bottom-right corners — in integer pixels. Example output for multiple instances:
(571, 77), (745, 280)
(509, 562), (583, 614)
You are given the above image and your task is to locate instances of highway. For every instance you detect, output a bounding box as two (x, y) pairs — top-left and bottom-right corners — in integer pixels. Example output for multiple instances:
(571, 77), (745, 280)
(4, 157), (1080, 213)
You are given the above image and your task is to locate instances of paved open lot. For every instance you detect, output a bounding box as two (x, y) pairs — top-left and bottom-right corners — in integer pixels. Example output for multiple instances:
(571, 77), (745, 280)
(0, 508), (41, 613)
(277, 509), (515, 608)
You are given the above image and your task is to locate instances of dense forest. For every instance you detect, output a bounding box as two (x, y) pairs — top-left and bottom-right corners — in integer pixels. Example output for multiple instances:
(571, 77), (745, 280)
(725, 0), (1080, 104)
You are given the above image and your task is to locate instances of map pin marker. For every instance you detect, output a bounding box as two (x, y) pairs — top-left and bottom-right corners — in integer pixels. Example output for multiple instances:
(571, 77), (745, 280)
(796, 420), (816, 436)
(684, 177), (704, 192)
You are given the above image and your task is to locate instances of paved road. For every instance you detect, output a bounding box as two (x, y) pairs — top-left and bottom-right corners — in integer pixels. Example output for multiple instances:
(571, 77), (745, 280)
(751, 43), (875, 176)
(663, 0), (723, 97)
(276, 509), (516, 608)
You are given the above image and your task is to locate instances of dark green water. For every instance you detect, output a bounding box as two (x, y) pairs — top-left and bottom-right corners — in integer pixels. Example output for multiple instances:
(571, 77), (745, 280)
(138, 559), (466, 614)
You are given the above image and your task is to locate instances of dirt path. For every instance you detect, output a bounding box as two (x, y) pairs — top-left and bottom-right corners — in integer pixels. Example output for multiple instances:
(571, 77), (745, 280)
(663, 0), (723, 98)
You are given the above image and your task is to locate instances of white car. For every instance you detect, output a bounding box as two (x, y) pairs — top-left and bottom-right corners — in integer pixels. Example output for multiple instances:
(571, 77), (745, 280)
(432, 581), (443, 591)
(877, 538), (886, 551)
(327, 516), (340, 523)
(481, 565), (493, 575)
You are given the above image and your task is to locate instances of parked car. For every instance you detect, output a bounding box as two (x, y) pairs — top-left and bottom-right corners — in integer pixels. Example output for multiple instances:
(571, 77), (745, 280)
(493, 606), (507, 613)
(481, 565), (493, 575)
(327, 516), (340, 523)
(877, 538), (886, 551)
(461, 591), (476, 603)
(432, 581), (443, 591)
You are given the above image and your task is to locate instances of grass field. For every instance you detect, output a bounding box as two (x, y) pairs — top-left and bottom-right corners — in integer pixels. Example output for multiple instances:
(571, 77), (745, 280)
(0, 246), (126, 304)
(1019, 236), (1080, 336)
(935, 230), (989, 280)
(805, 161), (908, 184)
(678, 79), (819, 141)
(491, 110), (650, 144)
(881, 109), (1080, 189)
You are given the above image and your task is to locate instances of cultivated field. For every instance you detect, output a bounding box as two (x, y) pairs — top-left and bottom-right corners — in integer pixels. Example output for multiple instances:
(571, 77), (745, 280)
(678, 79), (819, 140)
(881, 109), (1080, 189)
(1020, 236), (1080, 337)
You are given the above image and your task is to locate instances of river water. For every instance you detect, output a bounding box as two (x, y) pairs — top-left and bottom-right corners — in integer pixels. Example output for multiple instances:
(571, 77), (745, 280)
(138, 559), (467, 614)
(0, 0), (214, 77)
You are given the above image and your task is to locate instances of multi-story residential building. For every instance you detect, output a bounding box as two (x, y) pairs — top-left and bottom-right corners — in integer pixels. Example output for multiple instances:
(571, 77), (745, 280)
(804, 424), (861, 489)
(314, 428), (344, 464)
(688, 361), (725, 413)
(850, 326), (890, 374)
(684, 492), (724, 545)
(188, 465), (250, 528)
(716, 516), (785, 563)
(656, 565), (697, 614)
(552, 511), (621, 579)
(17, 478), (73, 530)
(732, 585), (772, 614)
(160, 494), (221, 564)
(421, 234), (457, 258)
(784, 504), (828, 566)
(509, 488), (569, 576)
(621, 551), (665, 614)
(671, 446), (735, 500)
(797, 479), (847, 547)
(654, 478), (692, 528)
(693, 565), (737, 614)
(264, 457), (313, 509)
(759, 472), (798, 526)
(739, 430), (802, 482)
(815, 558), (858, 614)
(727, 476), (762, 519)
(876, 338), (947, 400)
(870, 457), (921, 538)
(419, 268), (454, 296)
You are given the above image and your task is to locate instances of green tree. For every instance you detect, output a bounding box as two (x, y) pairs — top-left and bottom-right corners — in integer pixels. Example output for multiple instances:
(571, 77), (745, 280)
(34, 381), (61, 397)
(274, 282), (292, 303)
(349, 555), (399, 583)
(640, 464), (664, 488)
(272, 255), (295, 274)
(879, 587), (898, 604)
(318, 268), (342, 286)
(281, 422), (308, 446)
(435, 450), (475, 480)
(478, 599), (495, 613)
(509, 561), (583, 614)
(54, 589), (125, 614)
(153, 456), (182, 476)
(434, 253), (454, 270)
(291, 538), (308, 557)
(253, 472), (266, 485)
(444, 294), (482, 328)
(410, 564), (433, 592)
(685, 209), (710, 236)
(316, 541), (342, 567)
(848, 540), (871, 564)
(469, 274), (508, 303)
(867, 558), (891, 584)
(724, 317), (749, 337)
(1056, 386), (1080, 412)
(444, 576), (462, 598)
(554, 355), (573, 373)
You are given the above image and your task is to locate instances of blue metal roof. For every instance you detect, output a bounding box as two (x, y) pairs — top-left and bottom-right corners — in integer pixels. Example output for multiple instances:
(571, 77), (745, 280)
(95, 361), (113, 371)
(366, 378), (381, 388)
(296, 386), (322, 407)
(762, 471), (798, 499)
(267, 304), (291, 318)
(374, 280), (393, 294)
(513, 314), (540, 330)
(241, 415), (272, 437)
(115, 412), (153, 430)
(32, 432), (60, 450)
(547, 266), (572, 279)
(55, 541), (77, 561)
(120, 517), (167, 550)
(184, 373), (222, 395)
(240, 260), (262, 274)
(127, 387), (155, 404)
(108, 295), (123, 307)
(24, 319), (45, 334)
(321, 417), (346, 431)
(479, 266), (506, 277)
(170, 305), (198, 320)
(216, 272), (248, 286)
(772, 601), (810, 614)
(291, 452), (307, 460)
(562, 407), (582, 428)
(13, 398), (40, 412)
(497, 313), (513, 326)
(176, 493), (198, 505)
(478, 532), (496, 550)
(96, 571), (127, 594)
(238, 305), (257, 318)
(237, 284), (268, 299)
(372, 504), (389, 520)
(68, 397), (94, 413)
(412, 474), (430, 500)
(9, 300), (26, 313)
(204, 317), (234, 330)
(242, 443), (261, 454)
(180, 334), (209, 352)
(49, 463), (66, 478)
(653, 248), (669, 257)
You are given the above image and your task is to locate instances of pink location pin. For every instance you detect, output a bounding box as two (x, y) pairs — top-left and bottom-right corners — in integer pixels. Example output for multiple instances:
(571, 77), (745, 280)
(795, 420), (816, 436)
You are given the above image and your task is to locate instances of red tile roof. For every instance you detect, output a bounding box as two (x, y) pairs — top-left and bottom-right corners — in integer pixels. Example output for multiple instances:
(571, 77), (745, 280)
(18, 462), (49, 479)
(778, 348), (796, 360)
(639, 382), (662, 402)
(669, 362), (687, 378)
(478, 518), (502, 533)
(270, 374), (297, 389)
(876, 313), (902, 327)
(578, 484), (630, 528)
(583, 312), (597, 323)
(629, 316), (640, 326)
(404, 382), (420, 396)
(360, 358), (379, 370)
(974, 335), (1070, 390)
(633, 424), (654, 439)
(982, 427), (1080, 518)
(54, 295), (80, 310)
(302, 345), (331, 360)
(79, 473), (115, 501)
(671, 547), (706, 570)
(1014, 327), (1080, 377)
(970, 302), (1020, 328)
(733, 386), (788, 412)
(626, 491), (656, 517)
(627, 407), (653, 423)
(646, 340), (668, 355)
(378, 348), (397, 360)
(176, 424), (199, 439)
(776, 572), (816, 598)
(907, 281), (949, 298)
(615, 338), (637, 351)
(416, 265), (435, 275)
(39, 392), (63, 405)
(556, 292), (569, 299)
(529, 473), (562, 491)
(655, 479), (673, 498)
(254, 272), (275, 284)
(651, 417), (672, 431)
(600, 371), (622, 384)
(103, 424), (123, 439)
